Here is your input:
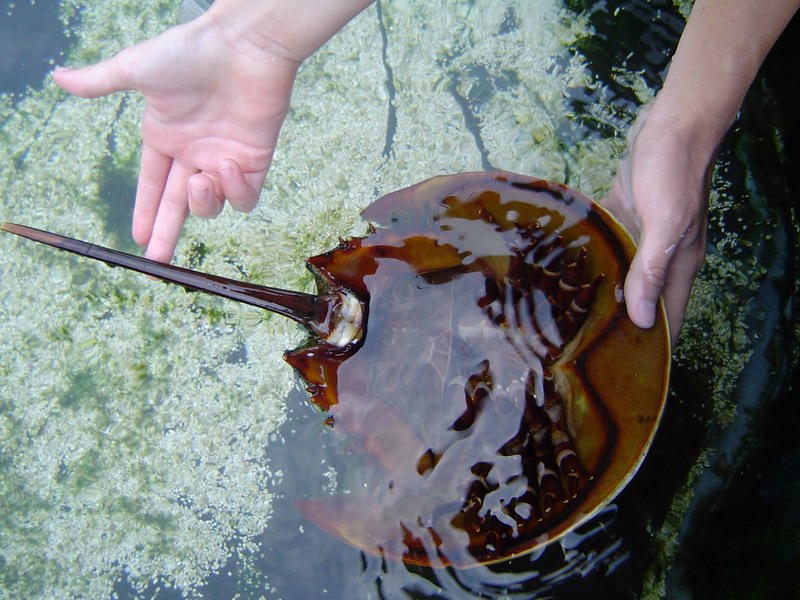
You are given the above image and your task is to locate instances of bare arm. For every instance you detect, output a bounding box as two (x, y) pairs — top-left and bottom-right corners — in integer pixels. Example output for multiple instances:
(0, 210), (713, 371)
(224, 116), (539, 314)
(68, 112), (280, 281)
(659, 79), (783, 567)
(205, 0), (376, 62)
(658, 0), (799, 139)
(604, 0), (800, 344)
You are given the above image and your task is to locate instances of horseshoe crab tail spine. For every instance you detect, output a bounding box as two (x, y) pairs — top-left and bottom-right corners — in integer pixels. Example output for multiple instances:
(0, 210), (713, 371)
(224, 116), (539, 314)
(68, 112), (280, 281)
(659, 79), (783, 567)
(1, 223), (360, 345)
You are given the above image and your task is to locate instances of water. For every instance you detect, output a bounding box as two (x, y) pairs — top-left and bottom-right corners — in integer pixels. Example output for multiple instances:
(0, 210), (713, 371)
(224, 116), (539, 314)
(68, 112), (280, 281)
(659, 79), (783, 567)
(0, 1), (67, 96)
(0, 1), (798, 598)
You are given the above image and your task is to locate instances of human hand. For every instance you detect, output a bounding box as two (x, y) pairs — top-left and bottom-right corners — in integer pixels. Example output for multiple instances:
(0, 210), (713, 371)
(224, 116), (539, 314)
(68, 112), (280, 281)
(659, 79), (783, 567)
(602, 102), (714, 346)
(53, 15), (301, 262)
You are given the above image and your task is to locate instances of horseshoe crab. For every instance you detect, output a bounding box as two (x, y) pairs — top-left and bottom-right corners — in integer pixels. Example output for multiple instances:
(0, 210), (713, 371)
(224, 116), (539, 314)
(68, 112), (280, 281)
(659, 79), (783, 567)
(1, 171), (670, 567)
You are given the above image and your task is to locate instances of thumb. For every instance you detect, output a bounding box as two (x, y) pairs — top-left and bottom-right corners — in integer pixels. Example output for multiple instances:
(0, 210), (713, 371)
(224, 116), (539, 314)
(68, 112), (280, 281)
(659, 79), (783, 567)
(53, 53), (133, 98)
(623, 230), (672, 330)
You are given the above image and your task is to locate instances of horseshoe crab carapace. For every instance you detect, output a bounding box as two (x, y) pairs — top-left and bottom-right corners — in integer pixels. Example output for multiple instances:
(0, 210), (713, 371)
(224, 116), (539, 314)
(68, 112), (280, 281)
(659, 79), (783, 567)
(1, 171), (670, 568)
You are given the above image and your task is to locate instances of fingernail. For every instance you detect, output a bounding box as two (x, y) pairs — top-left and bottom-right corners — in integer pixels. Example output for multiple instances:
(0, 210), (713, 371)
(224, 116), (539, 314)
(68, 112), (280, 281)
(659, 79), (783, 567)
(190, 180), (209, 198)
(637, 299), (656, 328)
(220, 161), (234, 181)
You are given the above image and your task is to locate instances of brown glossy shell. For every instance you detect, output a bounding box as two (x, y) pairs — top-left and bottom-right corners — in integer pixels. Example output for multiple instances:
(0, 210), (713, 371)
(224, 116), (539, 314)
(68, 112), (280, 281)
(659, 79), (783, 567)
(1, 171), (670, 569)
(291, 171), (670, 567)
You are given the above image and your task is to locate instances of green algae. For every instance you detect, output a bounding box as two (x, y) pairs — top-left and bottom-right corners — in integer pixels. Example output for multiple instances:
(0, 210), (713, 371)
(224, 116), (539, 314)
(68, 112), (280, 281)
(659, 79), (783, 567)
(0, 2), (282, 597)
(672, 0), (696, 19)
(0, 0), (779, 597)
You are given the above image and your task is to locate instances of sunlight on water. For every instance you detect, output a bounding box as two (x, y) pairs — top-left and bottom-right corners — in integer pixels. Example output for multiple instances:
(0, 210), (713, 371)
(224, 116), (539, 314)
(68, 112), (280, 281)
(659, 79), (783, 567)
(1, 0), (795, 598)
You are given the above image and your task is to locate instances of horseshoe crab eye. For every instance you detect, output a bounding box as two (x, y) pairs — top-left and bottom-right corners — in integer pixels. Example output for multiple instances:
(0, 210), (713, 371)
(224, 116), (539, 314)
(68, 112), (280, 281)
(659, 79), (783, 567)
(322, 292), (364, 347)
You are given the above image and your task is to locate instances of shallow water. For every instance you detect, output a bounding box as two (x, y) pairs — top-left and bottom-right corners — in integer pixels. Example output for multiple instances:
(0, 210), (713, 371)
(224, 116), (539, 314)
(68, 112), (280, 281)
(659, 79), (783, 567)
(0, 1), (798, 598)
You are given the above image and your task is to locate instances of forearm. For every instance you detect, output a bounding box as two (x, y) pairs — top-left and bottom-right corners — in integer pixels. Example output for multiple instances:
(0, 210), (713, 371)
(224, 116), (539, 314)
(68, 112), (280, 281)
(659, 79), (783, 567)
(203, 0), (375, 63)
(653, 0), (799, 151)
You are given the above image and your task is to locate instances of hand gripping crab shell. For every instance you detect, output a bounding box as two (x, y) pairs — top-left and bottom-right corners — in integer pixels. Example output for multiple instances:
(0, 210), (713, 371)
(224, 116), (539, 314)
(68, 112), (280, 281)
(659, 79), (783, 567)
(2, 171), (670, 568)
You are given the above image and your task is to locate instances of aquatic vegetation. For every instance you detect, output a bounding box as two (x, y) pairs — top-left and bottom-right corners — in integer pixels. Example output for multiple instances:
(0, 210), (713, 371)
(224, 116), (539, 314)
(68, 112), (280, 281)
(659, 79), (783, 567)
(0, 2), (289, 597)
(0, 0), (776, 597)
(672, 0), (696, 19)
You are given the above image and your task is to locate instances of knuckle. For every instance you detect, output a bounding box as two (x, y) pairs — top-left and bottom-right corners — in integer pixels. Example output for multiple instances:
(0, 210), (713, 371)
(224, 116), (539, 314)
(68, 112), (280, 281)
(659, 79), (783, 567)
(642, 263), (668, 289)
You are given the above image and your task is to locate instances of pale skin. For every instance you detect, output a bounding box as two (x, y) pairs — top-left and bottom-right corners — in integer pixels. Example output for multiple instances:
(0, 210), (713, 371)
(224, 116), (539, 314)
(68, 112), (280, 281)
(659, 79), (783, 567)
(53, 0), (798, 344)
(54, 0), (373, 263)
(602, 0), (800, 344)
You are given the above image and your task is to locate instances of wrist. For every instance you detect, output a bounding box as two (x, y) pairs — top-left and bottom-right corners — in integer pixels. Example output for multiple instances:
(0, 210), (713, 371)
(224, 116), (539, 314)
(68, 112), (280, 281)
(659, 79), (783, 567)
(645, 88), (731, 160)
(648, 0), (800, 159)
(201, 0), (373, 64)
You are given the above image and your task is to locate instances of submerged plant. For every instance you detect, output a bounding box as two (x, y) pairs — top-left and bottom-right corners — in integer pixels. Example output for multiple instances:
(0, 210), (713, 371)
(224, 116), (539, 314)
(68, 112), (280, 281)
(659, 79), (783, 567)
(0, 0), (768, 597)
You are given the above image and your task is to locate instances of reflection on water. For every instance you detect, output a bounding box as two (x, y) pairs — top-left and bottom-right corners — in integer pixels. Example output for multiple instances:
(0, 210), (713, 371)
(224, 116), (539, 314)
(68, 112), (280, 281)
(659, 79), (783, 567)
(0, 0), (797, 598)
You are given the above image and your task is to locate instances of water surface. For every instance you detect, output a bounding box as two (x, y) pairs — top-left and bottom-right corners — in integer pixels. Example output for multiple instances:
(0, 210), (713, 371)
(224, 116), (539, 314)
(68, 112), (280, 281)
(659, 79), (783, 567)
(0, 1), (798, 598)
